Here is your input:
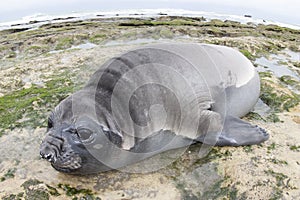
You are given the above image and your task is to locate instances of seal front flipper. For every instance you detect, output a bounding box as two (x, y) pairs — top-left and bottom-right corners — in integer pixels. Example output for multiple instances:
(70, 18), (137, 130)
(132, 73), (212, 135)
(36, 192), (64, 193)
(131, 130), (193, 154)
(218, 115), (269, 146)
(197, 114), (269, 146)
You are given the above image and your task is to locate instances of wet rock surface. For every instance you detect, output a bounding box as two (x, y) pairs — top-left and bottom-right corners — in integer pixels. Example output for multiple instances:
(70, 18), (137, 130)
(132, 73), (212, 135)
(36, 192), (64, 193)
(0, 16), (299, 199)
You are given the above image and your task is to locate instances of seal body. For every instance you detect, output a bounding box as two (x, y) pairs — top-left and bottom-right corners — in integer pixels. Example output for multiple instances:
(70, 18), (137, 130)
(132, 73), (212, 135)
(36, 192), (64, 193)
(40, 43), (269, 174)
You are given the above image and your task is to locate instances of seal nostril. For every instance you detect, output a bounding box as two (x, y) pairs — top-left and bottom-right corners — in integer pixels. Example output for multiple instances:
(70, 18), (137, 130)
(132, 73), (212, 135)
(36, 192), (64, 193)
(40, 141), (57, 162)
(46, 153), (57, 163)
(45, 154), (52, 160)
(40, 151), (55, 162)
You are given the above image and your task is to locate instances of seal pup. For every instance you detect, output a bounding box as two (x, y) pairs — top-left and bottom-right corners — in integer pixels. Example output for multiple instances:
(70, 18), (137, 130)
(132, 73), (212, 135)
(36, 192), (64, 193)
(40, 43), (269, 174)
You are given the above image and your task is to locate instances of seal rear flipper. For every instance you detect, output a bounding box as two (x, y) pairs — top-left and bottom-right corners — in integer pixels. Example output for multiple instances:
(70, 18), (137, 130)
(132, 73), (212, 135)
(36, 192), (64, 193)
(131, 130), (194, 154)
(196, 115), (269, 146)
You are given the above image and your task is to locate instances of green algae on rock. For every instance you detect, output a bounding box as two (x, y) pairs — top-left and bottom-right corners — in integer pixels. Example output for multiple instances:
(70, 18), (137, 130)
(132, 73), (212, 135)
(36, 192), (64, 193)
(239, 49), (255, 61)
(21, 179), (49, 200)
(260, 82), (300, 112)
(201, 177), (239, 200)
(1, 16), (299, 60)
(4, 179), (100, 200)
(0, 73), (79, 136)
(2, 192), (24, 200)
(57, 183), (94, 197)
(279, 76), (298, 85)
(289, 145), (300, 152)
(0, 168), (16, 182)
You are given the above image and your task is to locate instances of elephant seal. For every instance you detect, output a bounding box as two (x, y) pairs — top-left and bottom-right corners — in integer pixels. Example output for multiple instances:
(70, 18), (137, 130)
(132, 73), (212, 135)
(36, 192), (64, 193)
(40, 43), (269, 174)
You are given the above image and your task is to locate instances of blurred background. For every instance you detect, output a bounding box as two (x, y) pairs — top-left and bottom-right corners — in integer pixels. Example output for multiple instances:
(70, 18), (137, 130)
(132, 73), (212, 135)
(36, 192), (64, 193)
(0, 0), (299, 26)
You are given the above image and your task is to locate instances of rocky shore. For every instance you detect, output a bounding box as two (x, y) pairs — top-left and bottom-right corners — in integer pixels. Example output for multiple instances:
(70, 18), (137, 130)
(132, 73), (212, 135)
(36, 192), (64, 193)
(0, 16), (299, 199)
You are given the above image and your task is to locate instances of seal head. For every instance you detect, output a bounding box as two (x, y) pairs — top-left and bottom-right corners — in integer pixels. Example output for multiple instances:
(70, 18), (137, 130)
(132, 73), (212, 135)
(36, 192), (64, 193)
(40, 98), (122, 174)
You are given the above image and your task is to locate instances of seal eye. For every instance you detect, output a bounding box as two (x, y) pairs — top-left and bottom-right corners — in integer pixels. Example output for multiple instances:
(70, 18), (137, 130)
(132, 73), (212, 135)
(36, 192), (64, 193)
(77, 128), (94, 142)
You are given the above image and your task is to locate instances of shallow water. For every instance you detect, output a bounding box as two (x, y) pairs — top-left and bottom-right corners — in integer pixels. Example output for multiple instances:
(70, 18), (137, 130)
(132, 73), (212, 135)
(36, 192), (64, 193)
(255, 57), (299, 80)
(282, 49), (300, 61)
(48, 42), (98, 54)
(255, 51), (300, 81)
(72, 42), (98, 50)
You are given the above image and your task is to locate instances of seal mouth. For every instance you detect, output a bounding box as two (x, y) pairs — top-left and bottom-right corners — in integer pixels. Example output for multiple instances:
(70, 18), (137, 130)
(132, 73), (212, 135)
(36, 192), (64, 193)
(51, 153), (82, 173)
